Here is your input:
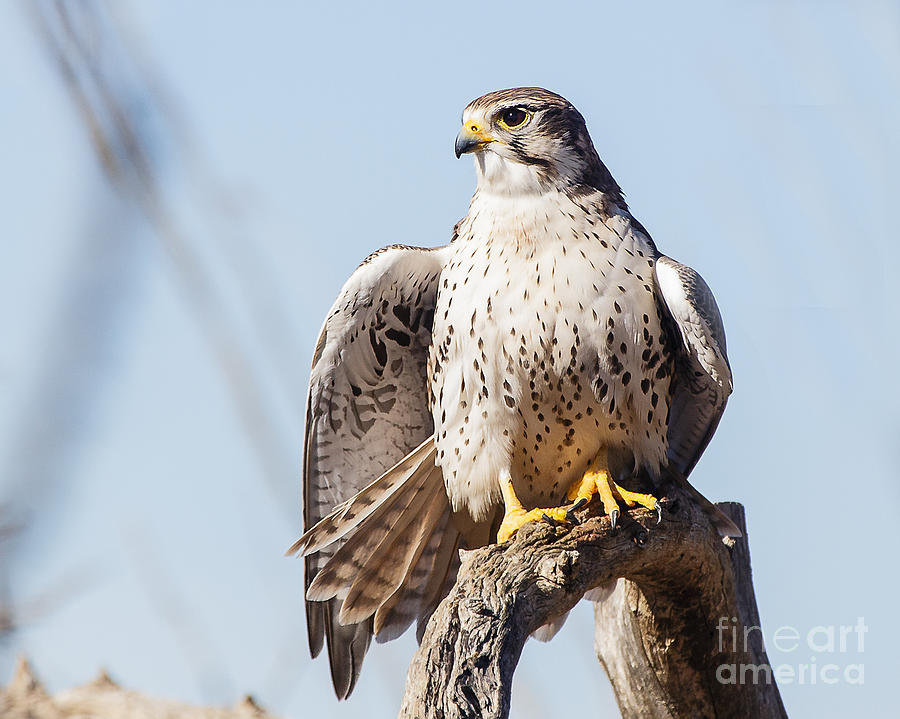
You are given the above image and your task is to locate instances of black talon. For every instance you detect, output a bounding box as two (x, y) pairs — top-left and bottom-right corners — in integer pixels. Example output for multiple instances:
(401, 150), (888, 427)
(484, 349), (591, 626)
(541, 512), (556, 526)
(654, 501), (662, 524)
(565, 497), (588, 522)
(609, 508), (619, 529)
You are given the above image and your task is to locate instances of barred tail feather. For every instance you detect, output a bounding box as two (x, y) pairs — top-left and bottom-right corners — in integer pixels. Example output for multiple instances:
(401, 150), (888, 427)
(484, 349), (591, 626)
(323, 602), (371, 700)
(374, 508), (458, 642)
(339, 485), (447, 625)
(289, 438), (437, 558)
(416, 537), (461, 643)
(305, 456), (438, 602)
(295, 438), (461, 697)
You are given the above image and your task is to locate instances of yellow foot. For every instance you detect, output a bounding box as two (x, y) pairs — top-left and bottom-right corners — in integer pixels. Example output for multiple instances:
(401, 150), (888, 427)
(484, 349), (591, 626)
(496, 474), (573, 543)
(566, 449), (661, 528)
(497, 506), (570, 543)
(613, 485), (660, 511)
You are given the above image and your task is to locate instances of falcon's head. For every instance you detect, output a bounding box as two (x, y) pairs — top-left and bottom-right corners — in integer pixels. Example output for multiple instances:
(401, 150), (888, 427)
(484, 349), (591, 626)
(456, 87), (621, 200)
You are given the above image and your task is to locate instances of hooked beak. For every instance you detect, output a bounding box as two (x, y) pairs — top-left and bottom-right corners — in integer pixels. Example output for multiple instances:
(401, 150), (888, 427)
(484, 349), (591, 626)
(455, 123), (492, 158)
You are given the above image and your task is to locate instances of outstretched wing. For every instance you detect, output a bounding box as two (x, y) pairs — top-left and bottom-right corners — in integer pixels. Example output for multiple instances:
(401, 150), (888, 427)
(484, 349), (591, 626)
(303, 244), (449, 698)
(654, 256), (732, 478)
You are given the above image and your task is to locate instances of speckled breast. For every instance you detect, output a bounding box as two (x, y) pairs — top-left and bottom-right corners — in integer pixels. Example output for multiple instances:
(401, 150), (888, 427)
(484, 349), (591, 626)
(429, 193), (675, 522)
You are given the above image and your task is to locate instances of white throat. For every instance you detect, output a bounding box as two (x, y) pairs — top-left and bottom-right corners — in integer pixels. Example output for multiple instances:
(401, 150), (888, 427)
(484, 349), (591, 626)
(474, 151), (550, 197)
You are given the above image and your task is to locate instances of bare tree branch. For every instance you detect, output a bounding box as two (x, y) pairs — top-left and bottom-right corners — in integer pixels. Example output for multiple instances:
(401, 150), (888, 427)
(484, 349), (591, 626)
(399, 494), (787, 719)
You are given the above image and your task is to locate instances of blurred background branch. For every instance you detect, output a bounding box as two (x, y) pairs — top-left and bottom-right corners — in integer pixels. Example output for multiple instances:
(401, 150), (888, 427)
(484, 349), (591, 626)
(27, 0), (303, 519)
(2, 0), (307, 693)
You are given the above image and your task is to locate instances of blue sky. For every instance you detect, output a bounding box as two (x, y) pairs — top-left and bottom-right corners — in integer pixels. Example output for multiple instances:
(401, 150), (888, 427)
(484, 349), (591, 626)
(1, 1), (898, 718)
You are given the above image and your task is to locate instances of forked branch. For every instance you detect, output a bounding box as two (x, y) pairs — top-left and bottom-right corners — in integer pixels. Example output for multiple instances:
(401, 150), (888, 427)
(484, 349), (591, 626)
(398, 493), (787, 719)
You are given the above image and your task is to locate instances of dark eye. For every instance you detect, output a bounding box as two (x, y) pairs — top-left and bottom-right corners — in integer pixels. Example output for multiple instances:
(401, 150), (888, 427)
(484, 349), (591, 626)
(498, 107), (528, 129)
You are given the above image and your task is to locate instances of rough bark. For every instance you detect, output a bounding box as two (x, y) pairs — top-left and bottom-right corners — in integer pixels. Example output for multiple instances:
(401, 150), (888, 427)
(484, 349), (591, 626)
(398, 492), (787, 719)
(0, 657), (279, 719)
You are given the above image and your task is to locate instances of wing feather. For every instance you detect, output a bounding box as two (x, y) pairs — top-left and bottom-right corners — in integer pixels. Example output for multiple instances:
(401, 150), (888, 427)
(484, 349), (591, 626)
(655, 256), (740, 537)
(301, 244), (450, 697)
(654, 255), (732, 477)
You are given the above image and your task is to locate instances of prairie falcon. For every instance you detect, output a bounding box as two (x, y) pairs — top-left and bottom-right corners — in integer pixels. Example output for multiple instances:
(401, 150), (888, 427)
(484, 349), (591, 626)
(290, 87), (737, 698)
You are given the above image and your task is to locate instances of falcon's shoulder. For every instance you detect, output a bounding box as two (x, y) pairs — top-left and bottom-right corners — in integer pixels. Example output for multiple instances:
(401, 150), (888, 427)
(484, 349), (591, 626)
(654, 255), (732, 477)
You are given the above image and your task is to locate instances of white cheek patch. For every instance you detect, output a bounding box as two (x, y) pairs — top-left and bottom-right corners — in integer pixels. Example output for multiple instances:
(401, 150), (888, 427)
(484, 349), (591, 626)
(472, 132), (589, 198)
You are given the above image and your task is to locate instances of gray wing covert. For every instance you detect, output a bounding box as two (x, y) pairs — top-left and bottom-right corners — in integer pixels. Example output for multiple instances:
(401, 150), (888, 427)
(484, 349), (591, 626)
(303, 244), (449, 698)
(654, 255), (732, 478)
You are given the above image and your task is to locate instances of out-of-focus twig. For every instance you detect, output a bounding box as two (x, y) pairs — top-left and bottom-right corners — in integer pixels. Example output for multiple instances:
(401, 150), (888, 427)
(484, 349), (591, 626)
(0, 125), (148, 645)
(2, 0), (311, 697)
(105, 0), (312, 414)
(28, 0), (301, 520)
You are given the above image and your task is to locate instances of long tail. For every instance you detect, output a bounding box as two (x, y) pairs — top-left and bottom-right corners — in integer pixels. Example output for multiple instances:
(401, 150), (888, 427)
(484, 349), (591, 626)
(290, 438), (459, 690)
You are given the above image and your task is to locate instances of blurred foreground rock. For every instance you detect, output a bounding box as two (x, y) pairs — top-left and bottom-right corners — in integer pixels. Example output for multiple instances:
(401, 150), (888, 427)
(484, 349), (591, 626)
(0, 657), (280, 719)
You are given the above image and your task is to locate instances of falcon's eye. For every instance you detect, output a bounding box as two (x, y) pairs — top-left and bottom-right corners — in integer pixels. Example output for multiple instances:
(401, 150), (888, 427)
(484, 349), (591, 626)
(497, 107), (529, 130)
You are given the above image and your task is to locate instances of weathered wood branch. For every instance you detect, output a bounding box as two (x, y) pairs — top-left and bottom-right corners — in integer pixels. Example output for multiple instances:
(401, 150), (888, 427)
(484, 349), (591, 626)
(398, 492), (787, 719)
